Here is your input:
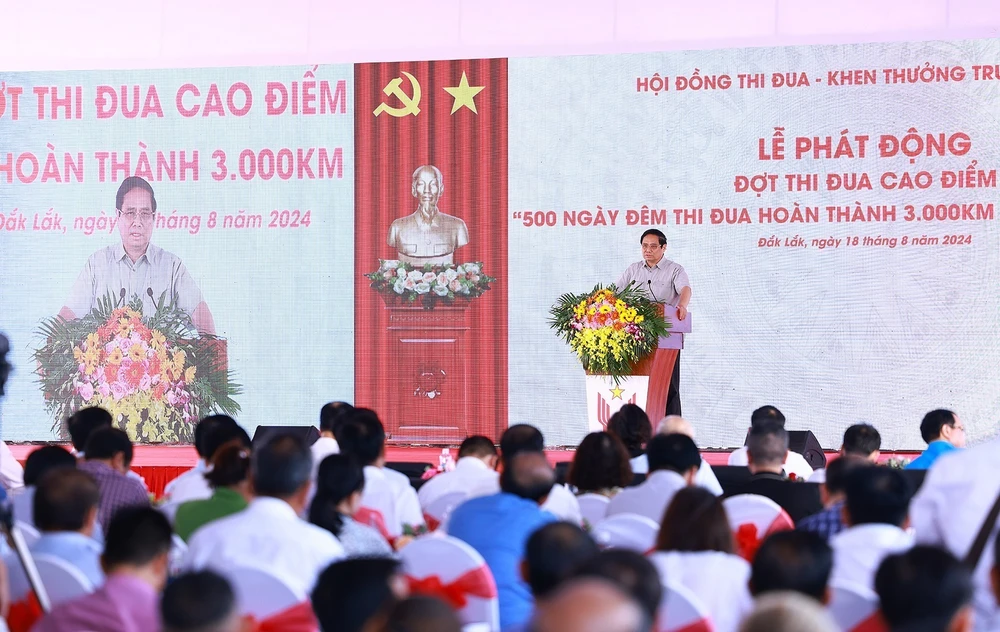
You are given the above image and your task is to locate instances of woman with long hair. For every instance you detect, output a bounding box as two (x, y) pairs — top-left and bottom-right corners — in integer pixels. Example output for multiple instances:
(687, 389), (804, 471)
(173, 441), (252, 541)
(567, 432), (632, 497)
(309, 454), (393, 558)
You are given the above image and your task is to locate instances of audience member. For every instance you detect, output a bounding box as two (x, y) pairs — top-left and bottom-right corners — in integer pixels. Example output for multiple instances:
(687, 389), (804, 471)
(648, 415), (723, 495)
(416, 435), (498, 509)
(750, 530), (832, 603)
(531, 578), (651, 632)
(313, 402), (352, 476)
(309, 453), (393, 557)
(650, 486), (752, 632)
(911, 435), (1000, 629)
(161, 570), (247, 632)
(11, 445), (77, 531)
(173, 441), (252, 542)
(875, 546), (974, 632)
(907, 409), (966, 470)
(65, 406), (113, 454)
(739, 591), (839, 632)
(467, 424), (582, 523)
(78, 427), (150, 527)
(184, 432), (345, 595)
(33, 507), (172, 632)
(607, 404), (652, 470)
(566, 432), (632, 497)
(522, 522), (600, 604)
(727, 406), (813, 479)
(808, 423), (881, 483)
(829, 466), (914, 591)
(163, 415), (238, 502)
(31, 468), (104, 587)
(608, 433), (699, 522)
(311, 557), (408, 632)
(724, 420), (823, 522)
(797, 454), (871, 540)
(384, 596), (461, 632)
(336, 408), (425, 537)
(571, 549), (662, 625)
(448, 451), (557, 630)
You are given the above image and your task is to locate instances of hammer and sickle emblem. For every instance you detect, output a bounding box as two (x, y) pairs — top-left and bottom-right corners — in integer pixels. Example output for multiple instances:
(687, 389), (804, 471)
(373, 71), (421, 118)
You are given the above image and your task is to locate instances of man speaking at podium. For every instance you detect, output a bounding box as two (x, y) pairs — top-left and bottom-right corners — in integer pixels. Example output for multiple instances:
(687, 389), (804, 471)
(58, 177), (215, 335)
(616, 229), (691, 415)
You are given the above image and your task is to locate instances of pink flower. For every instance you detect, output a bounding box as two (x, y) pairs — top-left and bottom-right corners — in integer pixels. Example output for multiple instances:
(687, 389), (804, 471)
(448, 280), (461, 292)
(166, 390), (178, 406)
(97, 383), (111, 398)
(139, 373), (152, 391)
(436, 273), (449, 286)
(422, 271), (437, 283)
(77, 363), (87, 375)
(403, 279), (416, 290)
(77, 383), (94, 402)
(110, 382), (127, 401)
(470, 274), (481, 283)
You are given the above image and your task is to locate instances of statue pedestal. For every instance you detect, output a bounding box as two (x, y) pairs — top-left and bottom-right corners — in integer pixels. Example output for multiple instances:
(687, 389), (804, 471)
(383, 305), (471, 442)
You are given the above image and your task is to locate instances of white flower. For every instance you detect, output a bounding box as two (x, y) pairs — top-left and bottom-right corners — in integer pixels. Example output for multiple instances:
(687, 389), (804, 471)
(397, 268), (407, 279)
(436, 273), (449, 286)
(407, 270), (424, 282)
(393, 278), (406, 294)
(433, 285), (449, 296)
(455, 264), (466, 274)
(422, 271), (437, 283)
(382, 260), (400, 270)
(459, 284), (471, 294)
(465, 263), (480, 274)
(414, 281), (431, 294)
(445, 268), (459, 281)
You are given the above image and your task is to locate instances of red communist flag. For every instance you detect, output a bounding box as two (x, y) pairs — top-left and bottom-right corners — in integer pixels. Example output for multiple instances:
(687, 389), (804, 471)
(354, 59), (508, 442)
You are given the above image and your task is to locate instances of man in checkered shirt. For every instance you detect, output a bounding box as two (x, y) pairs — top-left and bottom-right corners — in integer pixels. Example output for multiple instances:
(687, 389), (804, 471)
(78, 427), (149, 528)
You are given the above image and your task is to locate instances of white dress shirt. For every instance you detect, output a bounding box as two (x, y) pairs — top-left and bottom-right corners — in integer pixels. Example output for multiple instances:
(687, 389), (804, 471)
(910, 439), (1000, 632)
(362, 465), (425, 538)
(183, 496), (345, 595)
(417, 457), (496, 509)
(0, 441), (23, 490)
(829, 523), (914, 592)
(607, 470), (687, 523)
(467, 476), (582, 524)
(808, 468), (827, 483)
(310, 436), (340, 477)
(163, 459), (206, 498)
(630, 454), (722, 496)
(727, 446), (814, 480)
(649, 550), (752, 632)
(162, 460), (212, 505)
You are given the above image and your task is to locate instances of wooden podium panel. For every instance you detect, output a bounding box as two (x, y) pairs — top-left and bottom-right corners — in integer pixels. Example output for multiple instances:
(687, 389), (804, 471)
(384, 306), (470, 442)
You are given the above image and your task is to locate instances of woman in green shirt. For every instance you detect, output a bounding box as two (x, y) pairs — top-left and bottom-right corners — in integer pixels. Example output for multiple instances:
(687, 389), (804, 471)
(173, 442), (252, 541)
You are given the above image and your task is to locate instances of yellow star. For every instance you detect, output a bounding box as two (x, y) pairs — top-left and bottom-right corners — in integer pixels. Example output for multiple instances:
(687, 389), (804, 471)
(443, 72), (484, 114)
(610, 386), (625, 400)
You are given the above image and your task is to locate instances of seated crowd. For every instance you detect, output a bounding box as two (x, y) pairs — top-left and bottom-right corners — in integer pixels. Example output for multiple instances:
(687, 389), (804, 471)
(0, 403), (990, 632)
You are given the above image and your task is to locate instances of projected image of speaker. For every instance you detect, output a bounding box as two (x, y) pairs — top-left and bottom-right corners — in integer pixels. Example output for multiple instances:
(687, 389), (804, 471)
(251, 425), (320, 448)
(744, 429), (826, 470)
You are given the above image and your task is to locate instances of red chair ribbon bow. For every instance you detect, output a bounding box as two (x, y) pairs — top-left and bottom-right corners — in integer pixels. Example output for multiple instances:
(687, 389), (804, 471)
(247, 601), (319, 632)
(355, 507), (395, 544)
(423, 513), (442, 532)
(407, 565), (496, 609)
(735, 523), (762, 561)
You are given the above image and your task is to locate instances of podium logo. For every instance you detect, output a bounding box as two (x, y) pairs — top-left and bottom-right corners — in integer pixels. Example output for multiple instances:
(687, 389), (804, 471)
(374, 71), (422, 118)
(596, 391), (636, 430)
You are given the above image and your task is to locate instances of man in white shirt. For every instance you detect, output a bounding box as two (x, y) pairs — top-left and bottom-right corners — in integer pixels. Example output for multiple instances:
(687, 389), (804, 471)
(337, 408), (424, 538)
(727, 405), (813, 480)
(808, 423), (881, 484)
(467, 425), (582, 524)
(311, 402), (350, 478)
(163, 415), (240, 506)
(910, 438), (1000, 632)
(417, 435), (498, 510)
(829, 466), (913, 592)
(608, 434), (700, 523)
(183, 432), (344, 595)
(629, 415), (722, 495)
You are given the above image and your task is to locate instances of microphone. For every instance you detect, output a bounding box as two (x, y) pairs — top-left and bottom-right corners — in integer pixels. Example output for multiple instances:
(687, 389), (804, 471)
(647, 279), (660, 303)
(116, 287), (126, 307)
(146, 287), (154, 303)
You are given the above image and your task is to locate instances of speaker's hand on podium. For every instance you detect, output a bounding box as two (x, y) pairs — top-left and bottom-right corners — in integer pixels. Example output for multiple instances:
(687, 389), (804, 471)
(676, 305), (688, 321)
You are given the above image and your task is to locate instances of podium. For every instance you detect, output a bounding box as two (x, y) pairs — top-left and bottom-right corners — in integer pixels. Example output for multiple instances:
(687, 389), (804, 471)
(382, 304), (471, 442)
(585, 306), (691, 431)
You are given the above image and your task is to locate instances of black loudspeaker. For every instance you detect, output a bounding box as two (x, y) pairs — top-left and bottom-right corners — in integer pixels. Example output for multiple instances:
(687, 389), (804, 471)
(743, 429), (826, 470)
(251, 425), (320, 448)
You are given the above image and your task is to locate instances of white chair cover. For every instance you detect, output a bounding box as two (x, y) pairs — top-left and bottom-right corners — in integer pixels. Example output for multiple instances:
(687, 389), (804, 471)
(33, 554), (95, 606)
(827, 580), (880, 632)
(423, 491), (468, 530)
(169, 533), (188, 575)
(577, 493), (610, 527)
(4, 554), (30, 602)
(722, 494), (794, 559)
(224, 565), (305, 619)
(657, 582), (714, 632)
(400, 534), (500, 631)
(591, 513), (659, 553)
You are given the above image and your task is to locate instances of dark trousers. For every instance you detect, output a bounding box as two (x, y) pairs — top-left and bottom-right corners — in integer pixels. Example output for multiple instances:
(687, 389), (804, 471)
(665, 350), (681, 416)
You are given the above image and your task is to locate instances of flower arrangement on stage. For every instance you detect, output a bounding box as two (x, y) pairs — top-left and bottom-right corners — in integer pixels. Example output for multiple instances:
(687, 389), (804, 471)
(366, 260), (495, 308)
(33, 295), (240, 444)
(549, 284), (668, 382)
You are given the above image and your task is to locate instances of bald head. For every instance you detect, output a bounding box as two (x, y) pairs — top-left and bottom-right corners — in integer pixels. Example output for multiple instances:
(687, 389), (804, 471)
(533, 578), (650, 632)
(657, 415), (693, 438)
(500, 451), (555, 504)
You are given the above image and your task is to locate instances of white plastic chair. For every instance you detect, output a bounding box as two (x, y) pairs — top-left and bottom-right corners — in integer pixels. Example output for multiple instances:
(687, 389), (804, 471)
(224, 565), (305, 619)
(657, 582), (714, 632)
(591, 513), (659, 553)
(401, 534), (499, 631)
(15, 522), (40, 547)
(722, 494), (793, 560)
(577, 493), (611, 527)
(169, 534), (188, 575)
(423, 491), (468, 531)
(827, 581), (881, 632)
(33, 554), (95, 606)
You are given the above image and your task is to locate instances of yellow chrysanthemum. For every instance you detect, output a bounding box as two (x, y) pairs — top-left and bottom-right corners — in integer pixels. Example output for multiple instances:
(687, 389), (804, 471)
(107, 347), (124, 365)
(151, 330), (166, 349)
(172, 350), (186, 369)
(184, 366), (197, 383)
(128, 344), (146, 363)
